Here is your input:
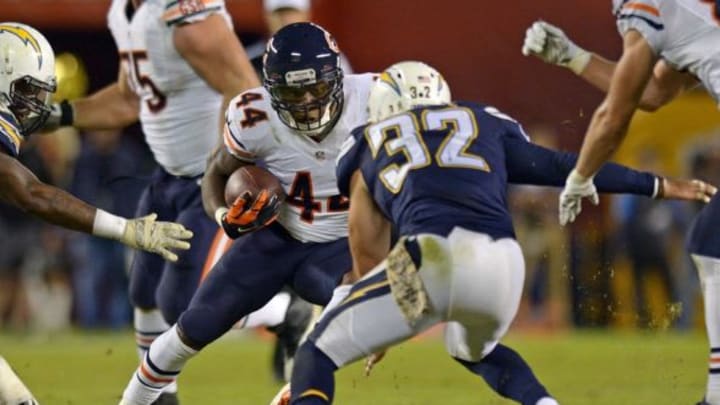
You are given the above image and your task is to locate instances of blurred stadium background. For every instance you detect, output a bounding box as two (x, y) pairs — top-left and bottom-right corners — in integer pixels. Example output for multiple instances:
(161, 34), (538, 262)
(1, 0), (719, 403)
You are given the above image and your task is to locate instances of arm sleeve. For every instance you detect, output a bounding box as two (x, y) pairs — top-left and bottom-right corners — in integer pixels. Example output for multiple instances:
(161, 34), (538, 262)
(504, 135), (656, 196)
(614, 0), (665, 53)
(223, 97), (257, 163)
(163, 0), (227, 27)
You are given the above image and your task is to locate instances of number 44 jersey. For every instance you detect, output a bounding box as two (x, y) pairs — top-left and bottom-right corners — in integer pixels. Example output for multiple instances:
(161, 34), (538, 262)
(223, 73), (376, 243)
(107, 0), (231, 177)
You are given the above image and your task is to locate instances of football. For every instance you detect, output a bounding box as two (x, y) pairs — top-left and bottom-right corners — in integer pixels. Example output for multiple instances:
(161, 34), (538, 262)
(224, 165), (285, 207)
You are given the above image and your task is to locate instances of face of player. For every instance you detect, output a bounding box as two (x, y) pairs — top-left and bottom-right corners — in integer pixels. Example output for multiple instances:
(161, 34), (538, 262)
(6, 75), (54, 135)
(274, 81), (333, 125)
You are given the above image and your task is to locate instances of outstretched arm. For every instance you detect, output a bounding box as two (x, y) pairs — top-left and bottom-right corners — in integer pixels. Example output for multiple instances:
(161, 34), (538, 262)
(522, 21), (696, 111)
(0, 152), (192, 261)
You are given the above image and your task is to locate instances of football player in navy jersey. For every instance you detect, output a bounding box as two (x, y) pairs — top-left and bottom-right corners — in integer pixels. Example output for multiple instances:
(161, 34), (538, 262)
(283, 61), (716, 405)
(0, 22), (191, 404)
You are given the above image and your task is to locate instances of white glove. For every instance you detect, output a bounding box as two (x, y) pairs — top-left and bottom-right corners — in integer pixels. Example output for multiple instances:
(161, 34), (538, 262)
(559, 169), (599, 225)
(121, 214), (193, 262)
(521, 21), (591, 74)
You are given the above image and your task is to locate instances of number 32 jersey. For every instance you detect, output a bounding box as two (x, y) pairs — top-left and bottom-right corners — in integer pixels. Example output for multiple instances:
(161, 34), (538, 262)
(223, 73), (376, 243)
(107, 0), (231, 176)
(612, 0), (720, 104)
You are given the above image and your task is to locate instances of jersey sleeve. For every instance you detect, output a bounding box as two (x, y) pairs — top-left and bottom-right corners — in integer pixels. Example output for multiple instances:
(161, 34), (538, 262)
(163, 0), (226, 27)
(0, 109), (22, 158)
(223, 93), (258, 163)
(503, 135), (656, 196)
(336, 126), (369, 197)
(614, 0), (665, 53)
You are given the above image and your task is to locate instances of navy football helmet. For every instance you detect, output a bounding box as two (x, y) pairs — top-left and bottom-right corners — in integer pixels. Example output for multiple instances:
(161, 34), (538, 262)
(263, 22), (344, 137)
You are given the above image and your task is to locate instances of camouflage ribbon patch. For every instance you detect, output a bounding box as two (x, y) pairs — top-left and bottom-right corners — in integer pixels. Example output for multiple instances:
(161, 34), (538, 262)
(386, 237), (432, 326)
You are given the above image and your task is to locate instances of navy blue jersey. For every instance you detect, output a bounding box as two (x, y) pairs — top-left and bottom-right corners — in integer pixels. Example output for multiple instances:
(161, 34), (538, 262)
(0, 106), (22, 158)
(337, 102), (657, 239)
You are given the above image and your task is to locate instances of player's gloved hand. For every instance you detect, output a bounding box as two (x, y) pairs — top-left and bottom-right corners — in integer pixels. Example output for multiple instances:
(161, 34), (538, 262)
(220, 190), (281, 239)
(121, 213), (193, 262)
(658, 177), (717, 202)
(41, 100), (74, 132)
(559, 169), (599, 226)
(521, 20), (591, 74)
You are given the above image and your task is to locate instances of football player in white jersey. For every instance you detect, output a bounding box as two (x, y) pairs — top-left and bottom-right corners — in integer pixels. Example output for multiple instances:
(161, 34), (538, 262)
(40, 0), (280, 403)
(522, 1), (720, 403)
(117, 22), (375, 405)
(0, 21), (192, 405)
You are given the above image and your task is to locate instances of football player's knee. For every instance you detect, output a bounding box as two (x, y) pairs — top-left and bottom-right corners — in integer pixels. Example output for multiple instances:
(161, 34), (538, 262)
(128, 286), (156, 310)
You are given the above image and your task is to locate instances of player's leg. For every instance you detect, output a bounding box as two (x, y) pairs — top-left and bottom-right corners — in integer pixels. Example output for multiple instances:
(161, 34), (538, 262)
(687, 195), (720, 405)
(121, 223), (303, 404)
(441, 229), (558, 405)
(201, 229), (309, 382)
(290, 266), (442, 405)
(127, 175), (172, 365)
(278, 236), (352, 380)
(290, 235), (453, 404)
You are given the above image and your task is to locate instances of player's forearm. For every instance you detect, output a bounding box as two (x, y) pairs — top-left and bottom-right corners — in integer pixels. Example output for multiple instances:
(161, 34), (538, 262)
(22, 181), (96, 233)
(577, 53), (616, 93)
(575, 103), (630, 178)
(506, 137), (655, 195)
(72, 83), (139, 130)
(201, 166), (228, 220)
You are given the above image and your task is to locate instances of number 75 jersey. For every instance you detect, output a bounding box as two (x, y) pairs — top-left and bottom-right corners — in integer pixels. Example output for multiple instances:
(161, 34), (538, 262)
(107, 0), (231, 177)
(223, 73), (376, 243)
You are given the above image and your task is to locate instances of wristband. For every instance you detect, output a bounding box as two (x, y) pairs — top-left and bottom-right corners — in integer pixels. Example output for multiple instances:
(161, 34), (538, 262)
(652, 177), (664, 199)
(59, 100), (74, 126)
(567, 50), (591, 75)
(214, 207), (229, 226)
(92, 209), (127, 239)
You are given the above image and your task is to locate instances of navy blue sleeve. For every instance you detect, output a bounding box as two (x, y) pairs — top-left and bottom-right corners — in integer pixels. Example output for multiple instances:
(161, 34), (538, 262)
(503, 135), (656, 196)
(335, 126), (368, 197)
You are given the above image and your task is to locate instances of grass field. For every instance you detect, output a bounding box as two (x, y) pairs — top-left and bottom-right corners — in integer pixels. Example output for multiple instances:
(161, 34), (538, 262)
(0, 329), (709, 404)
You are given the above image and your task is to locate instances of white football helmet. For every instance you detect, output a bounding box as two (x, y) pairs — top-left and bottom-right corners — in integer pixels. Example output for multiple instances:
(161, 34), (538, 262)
(367, 60), (451, 123)
(0, 22), (56, 135)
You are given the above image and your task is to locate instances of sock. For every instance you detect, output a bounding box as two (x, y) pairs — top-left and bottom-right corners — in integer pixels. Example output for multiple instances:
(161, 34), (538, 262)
(134, 308), (171, 361)
(122, 325), (197, 404)
(317, 285), (352, 322)
(696, 255), (720, 404)
(536, 397), (560, 405)
(290, 341), (337, 405)
(241, 292), (291, 329)
(455, 344), (554, 405)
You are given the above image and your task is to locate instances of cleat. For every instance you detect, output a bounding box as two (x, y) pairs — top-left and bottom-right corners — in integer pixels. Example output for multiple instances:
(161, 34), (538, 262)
(268, 293), (314, 381)
(151, 392), (179, 405)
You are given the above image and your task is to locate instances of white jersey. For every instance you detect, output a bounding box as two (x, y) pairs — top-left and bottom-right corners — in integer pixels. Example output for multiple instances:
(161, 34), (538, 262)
(612, 0), (720, 104)
(107, 0), (231, 176)
(224, 73), (376, 243)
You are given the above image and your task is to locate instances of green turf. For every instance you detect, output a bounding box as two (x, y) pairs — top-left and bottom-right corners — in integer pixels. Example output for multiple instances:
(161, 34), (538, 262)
(0, 329), (709, 404)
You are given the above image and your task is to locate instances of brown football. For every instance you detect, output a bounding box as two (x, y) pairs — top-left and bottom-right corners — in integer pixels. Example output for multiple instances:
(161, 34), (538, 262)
(224, 165), (285, 207)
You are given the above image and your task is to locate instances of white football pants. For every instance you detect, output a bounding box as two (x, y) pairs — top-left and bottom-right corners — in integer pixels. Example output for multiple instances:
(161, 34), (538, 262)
(313, 227), (525, 366)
